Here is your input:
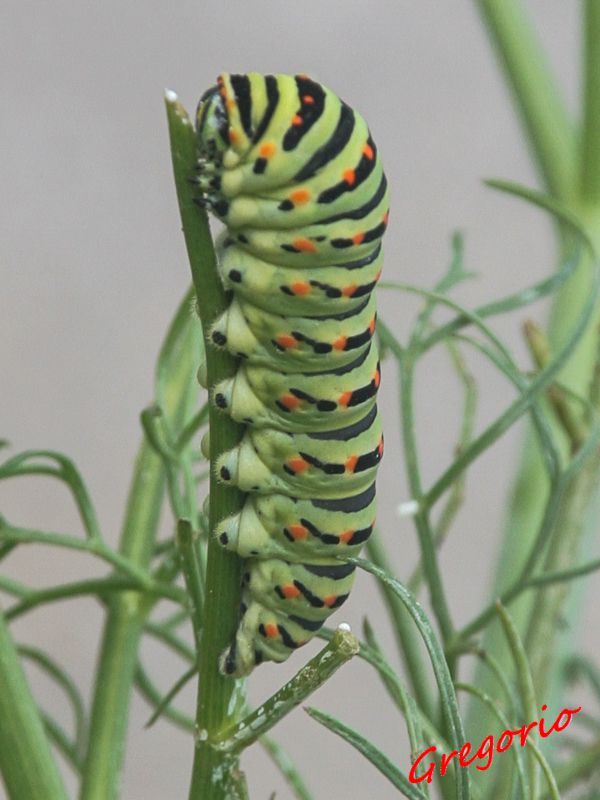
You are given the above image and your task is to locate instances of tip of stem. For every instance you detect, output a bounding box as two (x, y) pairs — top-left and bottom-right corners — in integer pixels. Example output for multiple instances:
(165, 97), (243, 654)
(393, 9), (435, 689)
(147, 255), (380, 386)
(165, 88), (178, 103)
(337, 622), (352, 632)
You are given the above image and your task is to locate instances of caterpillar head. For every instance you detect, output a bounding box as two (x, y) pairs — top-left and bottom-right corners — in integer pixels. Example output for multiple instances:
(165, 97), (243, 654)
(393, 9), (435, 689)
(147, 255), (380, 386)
(195, 80), (229, 162)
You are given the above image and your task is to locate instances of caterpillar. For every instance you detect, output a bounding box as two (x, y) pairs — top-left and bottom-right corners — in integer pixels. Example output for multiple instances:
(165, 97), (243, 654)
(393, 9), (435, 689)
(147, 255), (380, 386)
(195, 72), (388, 676)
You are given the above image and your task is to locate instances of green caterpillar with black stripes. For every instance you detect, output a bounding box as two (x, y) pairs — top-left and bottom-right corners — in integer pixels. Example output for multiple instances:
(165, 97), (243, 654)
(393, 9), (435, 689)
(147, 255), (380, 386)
(195, 72), (388, 676)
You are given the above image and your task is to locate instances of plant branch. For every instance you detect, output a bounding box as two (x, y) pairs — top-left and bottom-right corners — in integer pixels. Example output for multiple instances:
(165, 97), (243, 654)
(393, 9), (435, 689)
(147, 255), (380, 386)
(398, 350), (455, 648)
(5, 575), (186, 621)
(475, 0), (577, 200)
(165, 91), (247, 800)
(215, 628), (359, 752)
(0, 607), (68, 799)
(365, 532), (435, 721)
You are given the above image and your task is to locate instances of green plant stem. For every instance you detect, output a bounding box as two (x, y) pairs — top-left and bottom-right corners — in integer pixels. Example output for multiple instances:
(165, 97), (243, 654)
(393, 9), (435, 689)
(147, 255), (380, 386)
(0, 524), (157, 586)
(495, 603), (539, 800)
(0, 450), (102, 540)
(365, 533), (435, 720)
(0, 606), (68, 800)
(18, 645), (87, 753)
(79, 319), (199, 800)
(5, 576), (185, 621)
(165, 93), (246, 800)
(399, 352), (455, 649)
(407, 339), (476, 594)
(41, 710), (83, 775)
(78, 450), (164, 800)
(475, 0), (577, 201)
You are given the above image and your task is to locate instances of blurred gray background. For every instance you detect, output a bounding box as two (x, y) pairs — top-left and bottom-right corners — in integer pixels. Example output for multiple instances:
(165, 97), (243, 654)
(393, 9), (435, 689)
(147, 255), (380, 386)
(2, 1), (598, 798)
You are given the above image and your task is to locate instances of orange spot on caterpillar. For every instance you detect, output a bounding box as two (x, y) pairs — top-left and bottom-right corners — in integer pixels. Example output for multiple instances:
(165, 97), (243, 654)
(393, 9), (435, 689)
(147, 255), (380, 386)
(332, 336), (348, 351)
(378, 437), (384, 457)
(343, 169), (356, 185)
(352, 233), (365, 245)
(291, 238), (317, 253)
(374, 270), (382, 282)
(373, 369), (381, 388)
(276, 334), (299, 349)
(291, 114), (303, 126)
(368, 318), (376, 335)
(287, 457), (310, 474)
(302, 95), (315, 104)
(229, 129), (239, 144)
(291, 281), (311, 295)
(363, 142), (374, 160)
(259, 141), (276, 158)
(338, 391), (353, 407)
(288, 523), (309, 540)
(264, 623), (279, 638)
(339, 530), (354, 543)
(323, 595), (338, 607)
(290, 188), (311, 204)
(280, 394), (301, 410)
(226, 98), (236, 110)
(281, 584), (301, 599)
(341, 284), (358, 297)
(345, 455), (358, 473)
(383, 210), (390, 225)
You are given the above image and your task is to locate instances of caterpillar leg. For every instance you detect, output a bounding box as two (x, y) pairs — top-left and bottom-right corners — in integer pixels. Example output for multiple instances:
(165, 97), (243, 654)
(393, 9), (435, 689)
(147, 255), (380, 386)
(197, 360), (208, 389)
(216, 432), (283, 491)
(209, 299), (260, 358)
(215, 502), (271, 555)
(213, 371), (267, 426)
(219, 600), (317, 677)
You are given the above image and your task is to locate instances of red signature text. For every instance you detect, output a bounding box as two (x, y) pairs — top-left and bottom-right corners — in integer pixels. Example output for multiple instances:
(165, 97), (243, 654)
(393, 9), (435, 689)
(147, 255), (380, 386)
(409, 704), (582, 784)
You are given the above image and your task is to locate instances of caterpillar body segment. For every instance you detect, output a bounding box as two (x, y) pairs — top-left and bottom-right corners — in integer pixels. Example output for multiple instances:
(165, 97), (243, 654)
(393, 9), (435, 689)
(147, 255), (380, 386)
(196, 72), (388, 675)
(210, 292), (378, 371)
(216, 404), (383, 498)
(213, 342), (381, 432)
(216, 235), (383, 318)
(215, 483), (377, 562)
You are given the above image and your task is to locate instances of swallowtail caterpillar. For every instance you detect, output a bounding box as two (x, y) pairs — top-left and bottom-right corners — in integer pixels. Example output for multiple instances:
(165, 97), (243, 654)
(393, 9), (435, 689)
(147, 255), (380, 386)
(195, 72), (388, 676)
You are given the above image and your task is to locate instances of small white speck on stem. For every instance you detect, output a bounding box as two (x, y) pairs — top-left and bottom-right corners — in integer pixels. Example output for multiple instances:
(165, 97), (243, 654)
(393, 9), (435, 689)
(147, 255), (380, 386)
(196, 728), (208, 743)
(397, 499), (420, 517)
